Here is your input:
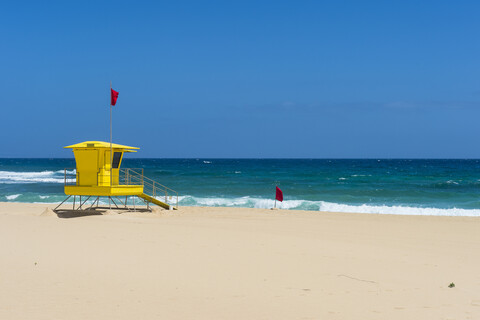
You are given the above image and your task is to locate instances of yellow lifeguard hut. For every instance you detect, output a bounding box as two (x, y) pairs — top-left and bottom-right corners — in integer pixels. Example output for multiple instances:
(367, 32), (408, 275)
(55, 141), (177, 211)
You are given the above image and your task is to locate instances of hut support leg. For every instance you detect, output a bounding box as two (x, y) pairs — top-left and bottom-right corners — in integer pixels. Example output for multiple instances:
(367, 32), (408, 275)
(54, 195), (71, 211)
(109, 197), (120, 209)
(88, 197), (99, 210)
(115, 196), (126, 209)
(79, 196), (91, 210)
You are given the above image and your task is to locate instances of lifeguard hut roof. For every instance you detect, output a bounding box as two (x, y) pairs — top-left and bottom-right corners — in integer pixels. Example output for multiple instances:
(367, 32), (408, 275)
(64, 141), (138, 152)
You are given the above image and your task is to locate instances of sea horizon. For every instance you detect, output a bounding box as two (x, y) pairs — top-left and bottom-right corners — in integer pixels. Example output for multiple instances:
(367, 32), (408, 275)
(2, 157), (480, 160)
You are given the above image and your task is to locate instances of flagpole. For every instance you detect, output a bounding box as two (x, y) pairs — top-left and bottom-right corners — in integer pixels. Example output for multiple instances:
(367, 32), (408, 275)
(110, 81), (112, 187)
(109, 81), (112, 209)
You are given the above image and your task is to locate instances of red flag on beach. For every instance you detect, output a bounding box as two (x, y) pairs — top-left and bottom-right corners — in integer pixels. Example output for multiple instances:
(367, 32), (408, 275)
(111, 89), (119, 106)
(276, 186), (283, 202)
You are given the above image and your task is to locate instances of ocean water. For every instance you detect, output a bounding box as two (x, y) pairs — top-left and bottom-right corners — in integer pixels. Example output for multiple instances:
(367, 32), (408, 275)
(1, 158), (480, 216)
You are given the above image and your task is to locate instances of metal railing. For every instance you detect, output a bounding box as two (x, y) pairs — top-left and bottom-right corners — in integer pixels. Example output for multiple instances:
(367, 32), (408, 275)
(118, 168), (144, 185)
(120, 168), (179, 209)
(62, 167), (179, 209)
(64, 168), (77, 185)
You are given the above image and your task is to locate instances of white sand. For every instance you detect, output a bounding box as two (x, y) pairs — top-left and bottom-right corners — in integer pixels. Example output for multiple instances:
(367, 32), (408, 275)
(1, 202), (479, 319)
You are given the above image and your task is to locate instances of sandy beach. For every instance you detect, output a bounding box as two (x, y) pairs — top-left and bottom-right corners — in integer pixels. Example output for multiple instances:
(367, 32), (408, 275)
(1, 202), (479, 319)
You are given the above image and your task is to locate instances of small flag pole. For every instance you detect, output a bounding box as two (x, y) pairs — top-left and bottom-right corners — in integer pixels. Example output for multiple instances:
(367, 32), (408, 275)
(274, 184), (277, 209)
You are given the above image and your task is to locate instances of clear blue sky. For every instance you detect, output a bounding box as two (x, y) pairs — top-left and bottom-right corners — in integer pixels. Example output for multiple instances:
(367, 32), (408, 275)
(1, 0), (479, 158)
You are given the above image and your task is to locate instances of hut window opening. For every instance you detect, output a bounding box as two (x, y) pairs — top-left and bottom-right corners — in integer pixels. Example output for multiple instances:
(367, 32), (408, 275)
(112, 152), (122, 169)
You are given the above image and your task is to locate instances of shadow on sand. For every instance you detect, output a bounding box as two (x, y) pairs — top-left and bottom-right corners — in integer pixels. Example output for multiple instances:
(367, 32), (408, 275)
(53, 206), (152, 218)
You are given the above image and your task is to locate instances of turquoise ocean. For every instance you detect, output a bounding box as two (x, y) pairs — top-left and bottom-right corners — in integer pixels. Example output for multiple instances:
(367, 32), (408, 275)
(1, 158), (480, 216)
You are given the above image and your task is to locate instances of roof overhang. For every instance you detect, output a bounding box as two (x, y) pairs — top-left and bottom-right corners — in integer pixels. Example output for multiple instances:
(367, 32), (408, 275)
(64, 141), (139, 152)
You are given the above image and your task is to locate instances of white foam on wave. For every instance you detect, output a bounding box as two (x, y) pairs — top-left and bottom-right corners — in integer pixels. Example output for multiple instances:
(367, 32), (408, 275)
(190, 196), (252, 207)
(446, 180), (459, 185)
(8, 192), (478, 216)
(0, 170), (68, 184)
(153, 195), (186, 201)
(177, 196), (480, 217)
(56, 169), (76, 174)
(316, 201), (480, 217)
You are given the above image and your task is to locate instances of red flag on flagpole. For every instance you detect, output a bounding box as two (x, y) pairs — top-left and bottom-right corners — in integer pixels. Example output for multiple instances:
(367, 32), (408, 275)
(111, 89), (119, 106)
(276, 186), (283, 202)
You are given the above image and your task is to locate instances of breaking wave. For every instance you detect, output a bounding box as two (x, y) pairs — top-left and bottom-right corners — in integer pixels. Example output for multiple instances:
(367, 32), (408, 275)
(0, 170), (75, 184)
(177, 195), (480, 217)
(4, 192), (480, 216)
